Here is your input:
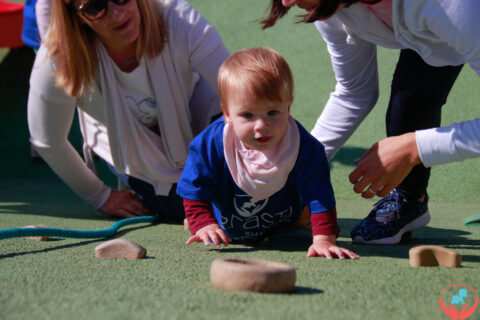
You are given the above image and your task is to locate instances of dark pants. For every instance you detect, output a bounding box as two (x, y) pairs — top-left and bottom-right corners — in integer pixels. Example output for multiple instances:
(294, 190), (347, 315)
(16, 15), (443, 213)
(386, 49), (463, 200)
(127, 177), (185, 222)
(107, 163), (185, 222)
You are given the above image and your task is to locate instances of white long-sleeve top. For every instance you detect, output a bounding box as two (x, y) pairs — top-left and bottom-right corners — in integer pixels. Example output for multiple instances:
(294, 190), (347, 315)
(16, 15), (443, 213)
(311, 0), (480, 167)
(28, 0), (229, 208)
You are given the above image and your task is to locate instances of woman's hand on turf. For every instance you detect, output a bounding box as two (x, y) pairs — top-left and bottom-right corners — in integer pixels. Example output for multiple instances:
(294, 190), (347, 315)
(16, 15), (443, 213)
(308, 235), (359, 259)
(349, 133), (422, 199)
(186, 223), (232, 248)
(100, 189), (151, 218)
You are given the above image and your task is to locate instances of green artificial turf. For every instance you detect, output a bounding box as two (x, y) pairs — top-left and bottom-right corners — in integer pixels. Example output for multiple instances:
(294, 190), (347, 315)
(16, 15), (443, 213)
(0, 1), (479, 319)
(1, 196), (479, 320)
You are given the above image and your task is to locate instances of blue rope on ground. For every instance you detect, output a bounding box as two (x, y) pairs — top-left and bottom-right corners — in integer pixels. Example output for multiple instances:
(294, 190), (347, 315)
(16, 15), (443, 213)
(0, 216), (158, 240)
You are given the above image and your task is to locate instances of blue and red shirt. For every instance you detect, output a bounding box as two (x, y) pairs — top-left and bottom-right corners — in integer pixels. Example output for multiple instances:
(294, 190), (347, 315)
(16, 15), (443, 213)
(177, 117), (338, 242)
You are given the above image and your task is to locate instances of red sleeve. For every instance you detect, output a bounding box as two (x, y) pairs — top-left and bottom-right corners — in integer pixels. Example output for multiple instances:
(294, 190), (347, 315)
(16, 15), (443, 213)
(183, 199), (218, 235)
(311, 207), (339, 236)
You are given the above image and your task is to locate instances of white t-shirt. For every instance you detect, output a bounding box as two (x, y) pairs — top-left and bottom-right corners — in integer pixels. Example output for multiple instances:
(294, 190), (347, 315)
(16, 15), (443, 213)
(113, 58), (158, 130)
(28, 0), (229, 208)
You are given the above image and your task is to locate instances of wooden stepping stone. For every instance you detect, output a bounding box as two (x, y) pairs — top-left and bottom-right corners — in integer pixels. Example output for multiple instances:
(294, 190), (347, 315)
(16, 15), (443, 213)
(95, 238), (146, 260)
(409, 245), (461, 268)
(210, 258), (296, 293)
(22, 224), (50, 242)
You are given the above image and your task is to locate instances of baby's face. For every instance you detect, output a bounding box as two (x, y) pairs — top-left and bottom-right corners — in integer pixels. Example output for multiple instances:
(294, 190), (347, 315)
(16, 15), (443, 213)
(224, 88), (291, 151)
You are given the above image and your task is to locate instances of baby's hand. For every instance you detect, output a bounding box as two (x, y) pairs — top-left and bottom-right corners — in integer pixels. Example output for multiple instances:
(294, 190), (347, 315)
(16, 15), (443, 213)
(307, 234), (359, 260)
(186, 223), (232, 248)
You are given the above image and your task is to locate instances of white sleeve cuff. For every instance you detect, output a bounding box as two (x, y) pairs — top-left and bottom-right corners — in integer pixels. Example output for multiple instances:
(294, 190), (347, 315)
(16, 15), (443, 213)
(416, 120), (480, 167)
(86, 185), (112, 209)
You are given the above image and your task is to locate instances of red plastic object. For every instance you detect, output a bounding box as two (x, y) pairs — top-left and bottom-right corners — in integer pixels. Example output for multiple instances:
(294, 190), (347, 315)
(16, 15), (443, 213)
(0, 0), (25, 48)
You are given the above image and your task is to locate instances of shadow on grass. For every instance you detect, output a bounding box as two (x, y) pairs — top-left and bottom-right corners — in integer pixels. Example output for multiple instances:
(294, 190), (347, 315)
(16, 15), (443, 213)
(293, 286), (324, 295)
(0, 161), (119, 223)
(459, 255), (480, 264)
(340, 218), (480, 262)
(330, 146), (368, 167)
(0, 203), (114, 221)
(215, 219), (480, 263)
(208, 231), (312, 254)
(0, 224), (155, 260)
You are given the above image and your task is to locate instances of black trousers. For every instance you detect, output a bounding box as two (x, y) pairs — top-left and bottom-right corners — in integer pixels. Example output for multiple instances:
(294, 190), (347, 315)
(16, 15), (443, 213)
(128, 178), (185, 222)
(386, 49), (463, 199)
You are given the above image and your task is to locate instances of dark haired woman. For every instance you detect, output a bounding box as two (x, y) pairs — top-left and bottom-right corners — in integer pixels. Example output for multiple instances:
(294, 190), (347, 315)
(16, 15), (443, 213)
(262, 0), (479, 244)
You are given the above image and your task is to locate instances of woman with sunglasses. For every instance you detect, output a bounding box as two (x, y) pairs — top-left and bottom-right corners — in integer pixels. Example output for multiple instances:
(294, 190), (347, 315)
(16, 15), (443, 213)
(27, 0), (229, 220)
(261, 0), (480, 244)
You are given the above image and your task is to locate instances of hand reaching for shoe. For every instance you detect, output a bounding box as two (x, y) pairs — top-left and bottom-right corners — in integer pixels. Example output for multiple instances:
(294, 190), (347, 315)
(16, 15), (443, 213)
(349, 133), (422, 199)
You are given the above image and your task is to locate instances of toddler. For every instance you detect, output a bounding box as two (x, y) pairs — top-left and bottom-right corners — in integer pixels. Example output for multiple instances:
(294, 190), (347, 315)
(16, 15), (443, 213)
(177, 47), (358, 259)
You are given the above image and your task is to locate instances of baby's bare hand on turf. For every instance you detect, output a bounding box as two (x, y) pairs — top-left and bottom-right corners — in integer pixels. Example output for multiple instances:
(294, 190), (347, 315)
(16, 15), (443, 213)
(307, 235), (359, 259)
(186, 223), (232, 248)
(349, 133), (421, 199)
(307, 243), (359, 259)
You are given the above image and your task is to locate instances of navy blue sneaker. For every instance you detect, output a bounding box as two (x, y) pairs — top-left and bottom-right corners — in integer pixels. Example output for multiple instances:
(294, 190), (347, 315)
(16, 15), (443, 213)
(351, 189), (431, 244)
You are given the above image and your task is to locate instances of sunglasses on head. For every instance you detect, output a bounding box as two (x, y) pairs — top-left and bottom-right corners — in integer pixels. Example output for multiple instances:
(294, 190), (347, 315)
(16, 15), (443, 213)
(74, 0), (131, 21)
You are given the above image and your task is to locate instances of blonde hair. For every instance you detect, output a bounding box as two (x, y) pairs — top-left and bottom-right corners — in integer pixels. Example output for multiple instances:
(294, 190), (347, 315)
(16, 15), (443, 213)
(217, 47), (294, 109)
(45, 0), (167, 97)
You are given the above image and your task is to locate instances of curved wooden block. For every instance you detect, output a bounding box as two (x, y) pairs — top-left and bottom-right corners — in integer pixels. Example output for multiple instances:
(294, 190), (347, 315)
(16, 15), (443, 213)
(95, 238), (146, 260)
(210, 258), (296, 293)
(409, 245), (461, 268)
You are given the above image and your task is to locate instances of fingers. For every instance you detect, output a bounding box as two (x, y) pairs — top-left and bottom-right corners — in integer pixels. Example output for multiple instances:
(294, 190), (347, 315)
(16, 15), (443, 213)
(123, 191), (151, 216)
(206, 229), (232, 248)
(331, 246), (346, 260)
(343, 248), (360, 260)
(362, 180), (396, 198)
(115, 210), (137, 219)
(207, 230), (222, 248)
(350, 143), (385, 197)
(350, 135), (420, 199)
(360, 182), (384, 199)
(348, 166), (365, 186)
(307, 245), (360, 260)
(350, 167), (390, 199)
(324, 249), (333, 260)
(350, 145), (376, 184)
(217, 230), (232, 247)
(101, 190), (151, 218)
(349, 167), (375, 194)
(376, 182), (395, 197)
(186, 235), (201, 245)
(361, 189), (376, 199)
(186, 227), (232, 248)
(307, 245), (316, 257)
(307, 245), (333, 259)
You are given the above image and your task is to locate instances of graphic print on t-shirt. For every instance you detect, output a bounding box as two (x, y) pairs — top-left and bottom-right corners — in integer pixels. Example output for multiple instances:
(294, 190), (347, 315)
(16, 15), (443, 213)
(220, 193), (294, 241)
(125, 95), (158, 129)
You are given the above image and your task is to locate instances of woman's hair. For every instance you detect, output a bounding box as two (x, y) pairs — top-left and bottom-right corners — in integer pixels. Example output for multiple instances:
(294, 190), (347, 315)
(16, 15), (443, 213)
(260, 0), (378, 29)
(45, 0), (167, 97)
(217, 47), (294, 109)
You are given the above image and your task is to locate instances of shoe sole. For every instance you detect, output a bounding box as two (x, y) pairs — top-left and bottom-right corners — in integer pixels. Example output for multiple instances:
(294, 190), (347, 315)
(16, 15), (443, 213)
(352, 210), (431, 245)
